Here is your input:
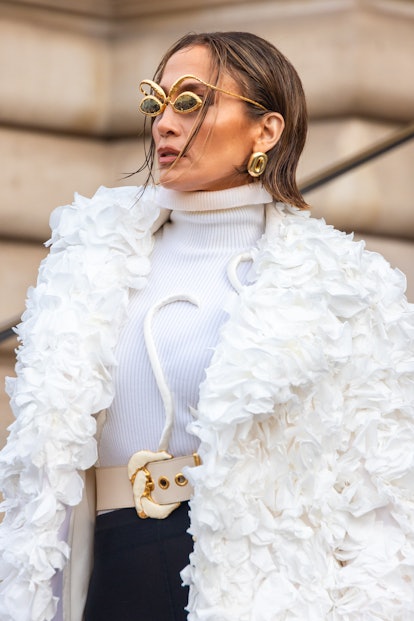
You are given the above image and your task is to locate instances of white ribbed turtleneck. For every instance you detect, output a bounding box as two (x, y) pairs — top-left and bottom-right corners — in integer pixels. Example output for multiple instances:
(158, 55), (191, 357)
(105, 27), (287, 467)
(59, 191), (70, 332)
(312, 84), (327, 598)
(98, 184), (272, 466)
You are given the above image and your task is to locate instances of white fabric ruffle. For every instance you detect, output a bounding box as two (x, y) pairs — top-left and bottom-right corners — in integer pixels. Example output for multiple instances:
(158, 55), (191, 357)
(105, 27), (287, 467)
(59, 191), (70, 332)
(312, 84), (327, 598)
(183, 204), (414, 620)
(0, 186), (161, 621)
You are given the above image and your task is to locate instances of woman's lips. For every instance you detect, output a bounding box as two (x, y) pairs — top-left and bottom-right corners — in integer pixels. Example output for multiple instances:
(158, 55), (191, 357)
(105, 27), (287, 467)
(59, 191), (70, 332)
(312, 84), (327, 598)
(157, 147), (182, 166)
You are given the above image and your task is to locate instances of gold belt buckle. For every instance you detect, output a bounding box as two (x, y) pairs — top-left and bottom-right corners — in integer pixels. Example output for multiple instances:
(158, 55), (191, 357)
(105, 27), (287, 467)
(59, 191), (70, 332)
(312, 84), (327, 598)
(127, 450), (200, 519)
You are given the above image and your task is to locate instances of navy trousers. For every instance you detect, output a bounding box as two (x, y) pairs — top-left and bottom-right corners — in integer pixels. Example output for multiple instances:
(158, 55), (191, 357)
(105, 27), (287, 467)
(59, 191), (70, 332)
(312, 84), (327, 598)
(83, 502), (193, 621)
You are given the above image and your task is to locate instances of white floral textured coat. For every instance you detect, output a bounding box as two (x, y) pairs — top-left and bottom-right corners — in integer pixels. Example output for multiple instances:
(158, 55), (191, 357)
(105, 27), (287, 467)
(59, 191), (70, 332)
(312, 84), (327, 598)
(0, 185), (414, 621)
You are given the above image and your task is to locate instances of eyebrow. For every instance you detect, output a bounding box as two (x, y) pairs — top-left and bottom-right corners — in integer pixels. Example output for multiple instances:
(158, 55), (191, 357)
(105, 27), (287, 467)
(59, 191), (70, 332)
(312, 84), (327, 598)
(160, 80), (208, 95)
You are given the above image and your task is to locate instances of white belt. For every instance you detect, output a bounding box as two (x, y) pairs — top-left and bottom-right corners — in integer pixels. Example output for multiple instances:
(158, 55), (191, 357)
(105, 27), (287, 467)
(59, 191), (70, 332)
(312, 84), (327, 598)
(96, 452), (201, 519)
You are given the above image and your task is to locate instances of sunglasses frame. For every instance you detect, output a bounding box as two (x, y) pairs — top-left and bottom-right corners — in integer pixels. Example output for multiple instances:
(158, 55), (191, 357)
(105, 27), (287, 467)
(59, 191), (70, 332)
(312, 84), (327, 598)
(139, 74), (267, 117)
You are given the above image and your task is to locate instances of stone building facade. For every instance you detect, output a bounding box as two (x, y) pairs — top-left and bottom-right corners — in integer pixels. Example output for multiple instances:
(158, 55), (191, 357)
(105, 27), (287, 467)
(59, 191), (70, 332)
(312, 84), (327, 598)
(1, 0), (413, 445)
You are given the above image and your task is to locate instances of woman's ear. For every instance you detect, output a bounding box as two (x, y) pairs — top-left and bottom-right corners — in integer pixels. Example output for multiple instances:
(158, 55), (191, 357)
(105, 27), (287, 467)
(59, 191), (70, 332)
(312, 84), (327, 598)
(253, 112), (285, 153)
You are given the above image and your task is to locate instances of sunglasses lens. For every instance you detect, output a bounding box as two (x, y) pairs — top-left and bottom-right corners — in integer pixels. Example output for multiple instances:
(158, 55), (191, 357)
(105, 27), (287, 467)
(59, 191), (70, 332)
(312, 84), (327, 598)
(140, 97), (162, 116)
(173, 92), (201, 113)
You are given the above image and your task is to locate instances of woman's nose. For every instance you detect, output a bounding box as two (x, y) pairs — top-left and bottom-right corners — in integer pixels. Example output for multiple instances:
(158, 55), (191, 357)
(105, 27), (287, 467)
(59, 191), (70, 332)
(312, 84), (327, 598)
(154, 103), (181, 137)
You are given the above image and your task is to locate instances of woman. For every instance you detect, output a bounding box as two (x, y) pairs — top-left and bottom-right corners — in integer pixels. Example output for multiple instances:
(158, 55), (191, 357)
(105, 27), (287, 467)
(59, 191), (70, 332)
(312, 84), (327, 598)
(1, 31), (414, 621)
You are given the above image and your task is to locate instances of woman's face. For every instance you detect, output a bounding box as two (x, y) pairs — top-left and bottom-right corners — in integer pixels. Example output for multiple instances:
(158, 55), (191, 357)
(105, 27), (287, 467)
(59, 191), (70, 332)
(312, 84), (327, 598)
(152, 45), (262, 192)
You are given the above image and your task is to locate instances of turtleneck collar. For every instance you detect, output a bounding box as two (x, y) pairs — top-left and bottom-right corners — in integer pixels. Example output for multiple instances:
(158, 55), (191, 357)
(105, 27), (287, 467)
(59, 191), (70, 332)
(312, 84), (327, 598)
(153, 182), (273, 212)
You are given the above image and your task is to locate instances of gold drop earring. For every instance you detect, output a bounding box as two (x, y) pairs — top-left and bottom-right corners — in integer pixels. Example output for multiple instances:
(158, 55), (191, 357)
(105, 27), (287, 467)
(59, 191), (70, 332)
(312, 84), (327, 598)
(247, 152), (268, 177)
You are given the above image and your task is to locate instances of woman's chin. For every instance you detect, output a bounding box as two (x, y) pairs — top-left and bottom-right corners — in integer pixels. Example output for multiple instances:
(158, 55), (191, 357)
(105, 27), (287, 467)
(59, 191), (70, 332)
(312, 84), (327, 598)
(158, 173), (199, 192)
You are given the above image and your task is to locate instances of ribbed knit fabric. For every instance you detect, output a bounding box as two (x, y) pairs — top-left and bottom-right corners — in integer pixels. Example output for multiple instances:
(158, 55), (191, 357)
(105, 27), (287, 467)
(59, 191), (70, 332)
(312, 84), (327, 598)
(98, 185), (271, 466)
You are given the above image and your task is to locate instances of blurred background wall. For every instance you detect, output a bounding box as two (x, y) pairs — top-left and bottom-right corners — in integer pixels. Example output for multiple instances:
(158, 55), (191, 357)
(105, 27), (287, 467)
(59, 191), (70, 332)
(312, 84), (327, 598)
(1, 0), (414, 445)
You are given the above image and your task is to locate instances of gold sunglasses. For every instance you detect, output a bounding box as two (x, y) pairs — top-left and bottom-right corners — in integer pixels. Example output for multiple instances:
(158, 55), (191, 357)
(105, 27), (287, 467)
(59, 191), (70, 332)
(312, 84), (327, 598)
(139, 74), (267, 117)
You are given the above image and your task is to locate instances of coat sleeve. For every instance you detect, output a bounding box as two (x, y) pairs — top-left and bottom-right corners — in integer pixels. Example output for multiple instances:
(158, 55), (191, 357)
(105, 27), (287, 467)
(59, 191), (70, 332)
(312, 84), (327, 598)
(0, 185), (158, 621)
(183, 210), (414, 620)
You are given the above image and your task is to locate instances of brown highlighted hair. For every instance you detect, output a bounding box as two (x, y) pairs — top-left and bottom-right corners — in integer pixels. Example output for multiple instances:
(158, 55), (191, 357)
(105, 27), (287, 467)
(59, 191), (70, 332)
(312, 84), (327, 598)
(141, 31), (308, 209)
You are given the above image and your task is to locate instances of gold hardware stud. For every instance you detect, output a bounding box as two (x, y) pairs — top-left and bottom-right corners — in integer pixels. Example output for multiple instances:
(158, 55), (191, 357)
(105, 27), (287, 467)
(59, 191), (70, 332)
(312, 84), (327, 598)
(175, 473), (188, 487)
(158, 476), (170, 490)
